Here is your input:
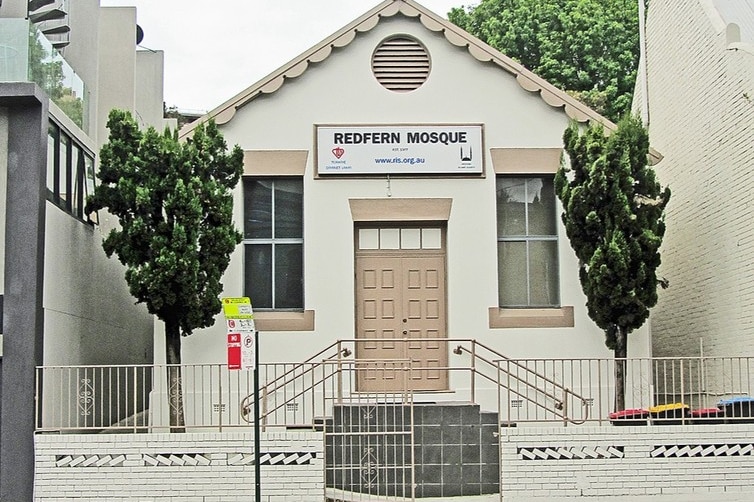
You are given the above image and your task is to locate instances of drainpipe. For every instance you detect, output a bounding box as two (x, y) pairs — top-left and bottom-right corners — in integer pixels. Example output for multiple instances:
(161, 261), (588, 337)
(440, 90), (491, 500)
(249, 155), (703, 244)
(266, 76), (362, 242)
(638, 0), (650, 126)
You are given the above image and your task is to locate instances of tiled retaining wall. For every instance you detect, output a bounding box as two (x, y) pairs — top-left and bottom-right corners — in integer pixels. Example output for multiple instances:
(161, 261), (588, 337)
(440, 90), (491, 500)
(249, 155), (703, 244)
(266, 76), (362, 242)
(500, 424), (754, 500)
(34, 431), (323, 501)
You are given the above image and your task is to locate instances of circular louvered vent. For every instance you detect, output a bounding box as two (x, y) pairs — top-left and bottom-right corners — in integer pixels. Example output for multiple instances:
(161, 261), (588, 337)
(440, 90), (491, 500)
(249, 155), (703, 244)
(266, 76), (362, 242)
(372, 36), (430, 92)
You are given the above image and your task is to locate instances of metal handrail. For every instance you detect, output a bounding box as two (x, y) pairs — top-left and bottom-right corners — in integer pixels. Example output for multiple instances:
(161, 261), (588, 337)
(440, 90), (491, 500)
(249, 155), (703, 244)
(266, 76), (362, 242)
(241, 338), (591, 427)
(453, 342), (590, 424)
(239, 340), (347, 421)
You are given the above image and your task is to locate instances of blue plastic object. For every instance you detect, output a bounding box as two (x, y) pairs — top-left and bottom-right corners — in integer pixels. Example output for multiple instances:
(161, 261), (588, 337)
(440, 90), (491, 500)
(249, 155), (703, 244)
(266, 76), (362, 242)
(718, 396), (754, 421)
(718, 396), (754, 406)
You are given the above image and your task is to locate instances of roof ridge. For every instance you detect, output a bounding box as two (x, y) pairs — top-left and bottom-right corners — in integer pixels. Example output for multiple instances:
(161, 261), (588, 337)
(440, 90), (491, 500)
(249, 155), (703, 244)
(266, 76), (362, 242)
(179, 0), (661, 164)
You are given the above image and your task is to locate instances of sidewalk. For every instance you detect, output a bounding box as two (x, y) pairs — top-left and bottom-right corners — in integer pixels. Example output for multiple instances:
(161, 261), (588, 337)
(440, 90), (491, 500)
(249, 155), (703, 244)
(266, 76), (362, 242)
(506, 495), (752, 502)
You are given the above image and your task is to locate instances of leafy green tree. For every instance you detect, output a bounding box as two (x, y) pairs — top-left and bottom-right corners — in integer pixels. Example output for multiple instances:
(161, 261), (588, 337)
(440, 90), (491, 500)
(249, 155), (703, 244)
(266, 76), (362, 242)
(449, 0), (640, 122)
(86, 110), (244, 430)
(554, 116), (670, 411)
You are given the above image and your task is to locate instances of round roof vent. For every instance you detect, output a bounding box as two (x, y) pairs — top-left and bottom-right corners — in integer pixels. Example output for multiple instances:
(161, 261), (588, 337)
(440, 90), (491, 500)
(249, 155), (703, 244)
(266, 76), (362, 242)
(371, 36), (430, 92)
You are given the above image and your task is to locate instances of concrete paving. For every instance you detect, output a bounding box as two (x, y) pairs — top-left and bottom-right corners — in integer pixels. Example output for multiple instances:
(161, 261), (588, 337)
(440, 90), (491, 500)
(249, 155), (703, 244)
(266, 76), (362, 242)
(510, 495), (752, 502)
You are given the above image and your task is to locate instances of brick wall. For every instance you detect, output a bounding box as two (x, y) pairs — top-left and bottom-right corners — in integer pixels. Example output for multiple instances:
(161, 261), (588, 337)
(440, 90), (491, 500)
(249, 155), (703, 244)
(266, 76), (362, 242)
(500, 424), (754, 500)
(36, 424), (754, 500)
(644, 0), (754, 358)
(34, 431), (323, 501)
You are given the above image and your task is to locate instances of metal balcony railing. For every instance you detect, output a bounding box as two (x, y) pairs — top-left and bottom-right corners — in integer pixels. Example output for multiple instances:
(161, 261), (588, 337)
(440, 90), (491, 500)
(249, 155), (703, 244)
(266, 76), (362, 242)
(35, 346), (754, 433)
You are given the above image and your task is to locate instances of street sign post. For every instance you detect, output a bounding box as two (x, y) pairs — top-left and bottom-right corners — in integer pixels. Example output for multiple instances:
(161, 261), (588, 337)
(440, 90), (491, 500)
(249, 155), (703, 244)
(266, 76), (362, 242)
(221, 297), (260, 500)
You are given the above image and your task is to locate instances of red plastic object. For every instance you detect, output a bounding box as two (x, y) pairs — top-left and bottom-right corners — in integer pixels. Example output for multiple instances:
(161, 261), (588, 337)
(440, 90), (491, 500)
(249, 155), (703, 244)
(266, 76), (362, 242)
(609, 408), (649, 420)
(690, 407), (722, 418)
(690, 407), (724, 424)
(609, 408), (649, 426)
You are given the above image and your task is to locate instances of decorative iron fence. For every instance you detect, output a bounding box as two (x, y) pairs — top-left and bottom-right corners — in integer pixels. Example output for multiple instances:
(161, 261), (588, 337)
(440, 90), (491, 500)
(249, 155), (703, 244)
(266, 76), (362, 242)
(35, 345), (754, 433)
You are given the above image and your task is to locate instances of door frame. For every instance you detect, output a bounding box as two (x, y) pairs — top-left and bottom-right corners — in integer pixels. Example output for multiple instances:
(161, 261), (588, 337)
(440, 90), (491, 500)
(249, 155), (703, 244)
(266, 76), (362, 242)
(353, 224), (449, 392)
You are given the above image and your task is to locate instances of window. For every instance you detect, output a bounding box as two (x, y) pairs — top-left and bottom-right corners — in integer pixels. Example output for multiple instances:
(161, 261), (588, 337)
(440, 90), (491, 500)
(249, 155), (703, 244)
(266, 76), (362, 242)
(357, 227), (442, 250)
(46, 120), (96, 223)
(496, 176), (559, 307)
(243, 178), (303, 310)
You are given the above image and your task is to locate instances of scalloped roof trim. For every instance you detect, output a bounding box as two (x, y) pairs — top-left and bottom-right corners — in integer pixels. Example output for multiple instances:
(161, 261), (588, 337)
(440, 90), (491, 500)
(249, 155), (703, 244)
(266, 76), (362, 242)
(180, 0), (661, 164)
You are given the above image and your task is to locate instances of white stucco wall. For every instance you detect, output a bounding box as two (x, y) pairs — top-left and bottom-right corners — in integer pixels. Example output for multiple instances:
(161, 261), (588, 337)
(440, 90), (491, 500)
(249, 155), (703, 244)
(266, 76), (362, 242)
(96, 7), (138, 147)
(169, 13), (650, 403)
(61, 0), (101, 134)
(0, 0), (27, 18)
(43, 106), (153, 367)
(643, 0), (754, 358)
(135, 50), (168, 131)
(37, 3), (167, 368)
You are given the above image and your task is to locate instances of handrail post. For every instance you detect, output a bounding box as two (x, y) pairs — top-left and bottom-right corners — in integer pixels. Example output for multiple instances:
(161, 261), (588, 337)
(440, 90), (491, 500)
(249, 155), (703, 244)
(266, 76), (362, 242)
(337, 340), (343, 405)
(218, 364), (223, 433)
(680, 359), (685, 424)
(562, 388), (569, 427)
(261, 387), (268, 432)
(470, 341), (476, 404)
(402, 337), (409, 389)
(133, 367), (138, 433)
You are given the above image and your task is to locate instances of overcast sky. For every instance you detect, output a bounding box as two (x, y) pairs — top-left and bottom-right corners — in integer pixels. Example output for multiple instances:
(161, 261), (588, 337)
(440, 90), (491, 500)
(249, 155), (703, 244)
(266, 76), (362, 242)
(100, 0), (470, 112)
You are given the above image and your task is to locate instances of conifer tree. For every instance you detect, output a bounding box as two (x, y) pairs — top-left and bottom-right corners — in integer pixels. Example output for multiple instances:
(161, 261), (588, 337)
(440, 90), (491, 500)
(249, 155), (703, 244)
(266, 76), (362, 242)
(87, 110), (243, 430)
(555, 116), (670, 411)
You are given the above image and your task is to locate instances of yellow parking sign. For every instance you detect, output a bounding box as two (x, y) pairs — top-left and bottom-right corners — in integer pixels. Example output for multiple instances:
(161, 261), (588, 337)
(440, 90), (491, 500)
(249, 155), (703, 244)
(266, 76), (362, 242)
(222, 297), (254, 320)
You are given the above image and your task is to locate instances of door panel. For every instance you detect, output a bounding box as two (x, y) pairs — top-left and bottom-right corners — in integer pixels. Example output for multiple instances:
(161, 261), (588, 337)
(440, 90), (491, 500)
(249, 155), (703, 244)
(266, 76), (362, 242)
(356, 254), (448, 392)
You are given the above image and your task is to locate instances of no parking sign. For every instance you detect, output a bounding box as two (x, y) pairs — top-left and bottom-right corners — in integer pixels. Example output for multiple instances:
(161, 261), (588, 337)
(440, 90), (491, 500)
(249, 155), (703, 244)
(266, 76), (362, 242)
(222, 298), (255, 370)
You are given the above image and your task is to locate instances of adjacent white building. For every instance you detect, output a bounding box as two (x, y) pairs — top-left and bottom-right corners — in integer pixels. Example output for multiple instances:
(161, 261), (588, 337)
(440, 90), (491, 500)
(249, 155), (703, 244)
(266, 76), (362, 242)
(635, 0), (754, 358)
(0, 0), (168, 496)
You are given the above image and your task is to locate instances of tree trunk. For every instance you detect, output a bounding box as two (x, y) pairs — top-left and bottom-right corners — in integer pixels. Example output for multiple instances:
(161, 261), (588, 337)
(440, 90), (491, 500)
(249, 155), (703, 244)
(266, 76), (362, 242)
(614, 326), (628, 412)
(165, 320), (186, 432)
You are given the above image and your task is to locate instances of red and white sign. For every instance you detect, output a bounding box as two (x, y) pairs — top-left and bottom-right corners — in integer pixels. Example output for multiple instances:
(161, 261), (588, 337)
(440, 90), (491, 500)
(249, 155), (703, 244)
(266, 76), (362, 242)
(222, 297), (256, 370)
(227, 332), (255, 371)
(227, 333), (242, 370)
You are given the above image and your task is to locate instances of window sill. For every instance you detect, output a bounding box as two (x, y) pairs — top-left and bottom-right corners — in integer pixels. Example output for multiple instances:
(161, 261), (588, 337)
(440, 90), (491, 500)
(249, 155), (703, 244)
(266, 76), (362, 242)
(253, 310), (315, 331)
(488, 306), (574, 329)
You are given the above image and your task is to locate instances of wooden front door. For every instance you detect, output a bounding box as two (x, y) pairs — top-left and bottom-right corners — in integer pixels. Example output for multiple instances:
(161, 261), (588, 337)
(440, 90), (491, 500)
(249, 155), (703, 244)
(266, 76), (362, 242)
(355, 234), (448, 392)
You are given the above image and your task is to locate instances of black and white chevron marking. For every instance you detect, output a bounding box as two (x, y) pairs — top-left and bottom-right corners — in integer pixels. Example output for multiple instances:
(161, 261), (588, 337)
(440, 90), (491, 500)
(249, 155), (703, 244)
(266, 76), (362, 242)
(55, 454), (126, 467)
(55, 451), (317, 467)
(143, 453), (211, 466)
(518, 446), (624, 460)
(227, 452), (317, 466)
(258, 452), (317, 465)
(651, 444), (754, 458)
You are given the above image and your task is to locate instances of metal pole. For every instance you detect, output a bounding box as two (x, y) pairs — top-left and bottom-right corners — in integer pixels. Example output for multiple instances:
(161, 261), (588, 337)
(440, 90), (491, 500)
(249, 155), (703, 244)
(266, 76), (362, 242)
(254, 330), (261, 500)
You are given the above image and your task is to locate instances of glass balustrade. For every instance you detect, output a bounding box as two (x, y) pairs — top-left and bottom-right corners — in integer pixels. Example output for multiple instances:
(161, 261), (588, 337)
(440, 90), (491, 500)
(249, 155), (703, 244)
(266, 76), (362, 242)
(0, 18), (88, 132)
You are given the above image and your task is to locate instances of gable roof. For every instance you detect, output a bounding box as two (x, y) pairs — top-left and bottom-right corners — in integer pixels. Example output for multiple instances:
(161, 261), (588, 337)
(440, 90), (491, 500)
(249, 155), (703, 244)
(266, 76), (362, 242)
(180, 0), (661, 163)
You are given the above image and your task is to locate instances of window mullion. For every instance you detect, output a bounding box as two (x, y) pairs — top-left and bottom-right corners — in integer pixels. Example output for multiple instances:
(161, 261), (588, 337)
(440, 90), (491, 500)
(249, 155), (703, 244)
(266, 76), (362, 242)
(525, 240), (531, 306)
(523, 179), (530, 236)
(53, 125), (60, 204)
(271, 242), (276, 309)
(271, 180), (276, 309)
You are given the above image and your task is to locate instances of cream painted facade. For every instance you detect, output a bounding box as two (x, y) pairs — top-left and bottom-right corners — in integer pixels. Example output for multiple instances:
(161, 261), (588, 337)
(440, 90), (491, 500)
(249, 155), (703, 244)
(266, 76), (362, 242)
(171, 0), (651, 414)
(636, 0), (754, 358)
